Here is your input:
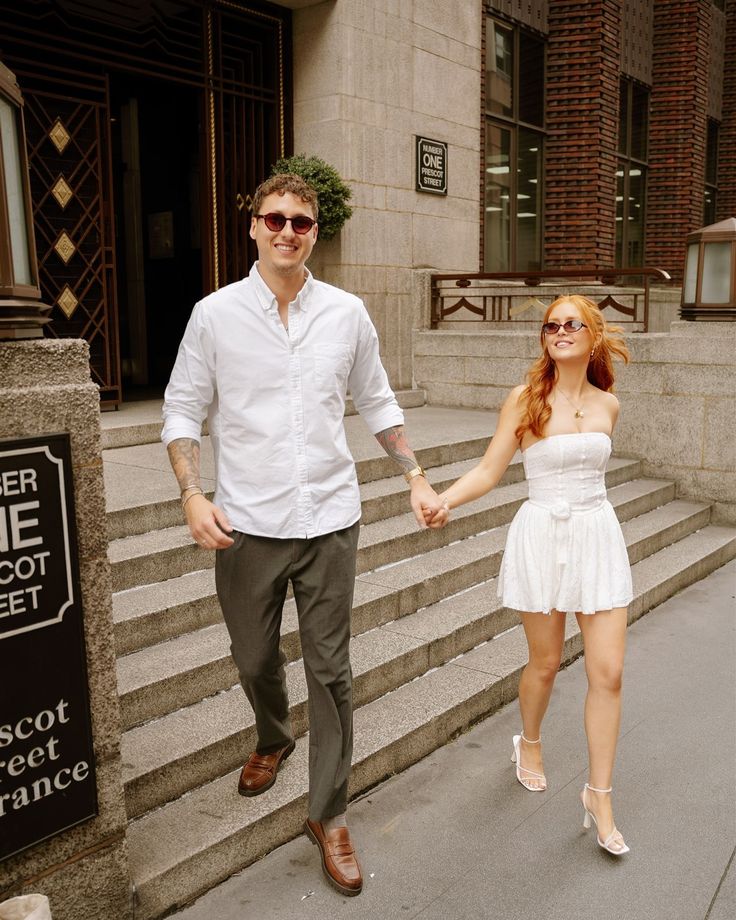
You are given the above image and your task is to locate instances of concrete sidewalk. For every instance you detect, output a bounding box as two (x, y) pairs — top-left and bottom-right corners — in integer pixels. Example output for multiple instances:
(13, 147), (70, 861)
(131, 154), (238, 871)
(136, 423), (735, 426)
(172, 561), (735, 920)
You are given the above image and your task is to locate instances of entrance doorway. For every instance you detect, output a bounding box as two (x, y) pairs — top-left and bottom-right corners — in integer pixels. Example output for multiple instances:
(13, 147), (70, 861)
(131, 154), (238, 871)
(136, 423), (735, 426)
(0, 0), (291, 407)
(111, 76), (204, 393)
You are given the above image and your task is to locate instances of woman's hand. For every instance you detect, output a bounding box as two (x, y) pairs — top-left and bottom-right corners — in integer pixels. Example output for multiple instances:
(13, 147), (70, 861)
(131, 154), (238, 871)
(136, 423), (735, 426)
(424, 496), (450, 529)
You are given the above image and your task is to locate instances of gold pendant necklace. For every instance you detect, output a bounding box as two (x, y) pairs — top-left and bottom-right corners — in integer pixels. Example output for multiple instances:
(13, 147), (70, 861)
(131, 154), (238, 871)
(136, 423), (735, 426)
(557, 387), (585, 419)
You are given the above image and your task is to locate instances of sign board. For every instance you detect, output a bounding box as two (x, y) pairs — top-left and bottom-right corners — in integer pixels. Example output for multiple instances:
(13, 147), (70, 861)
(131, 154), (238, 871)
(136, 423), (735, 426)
(0, 434), (97, 862)
(416, 136), (447, 195)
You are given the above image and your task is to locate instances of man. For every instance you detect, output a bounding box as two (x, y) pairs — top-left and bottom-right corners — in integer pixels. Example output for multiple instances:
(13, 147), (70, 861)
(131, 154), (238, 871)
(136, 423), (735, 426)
(162, 174), (442, 897)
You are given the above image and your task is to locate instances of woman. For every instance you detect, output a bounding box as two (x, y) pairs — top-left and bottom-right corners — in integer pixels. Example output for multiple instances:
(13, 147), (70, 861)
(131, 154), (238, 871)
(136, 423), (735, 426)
(428, 295), (632, 855)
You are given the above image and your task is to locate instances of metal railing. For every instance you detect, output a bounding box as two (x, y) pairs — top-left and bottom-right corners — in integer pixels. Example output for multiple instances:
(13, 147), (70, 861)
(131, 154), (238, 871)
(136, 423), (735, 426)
(430, 268), (672, 331)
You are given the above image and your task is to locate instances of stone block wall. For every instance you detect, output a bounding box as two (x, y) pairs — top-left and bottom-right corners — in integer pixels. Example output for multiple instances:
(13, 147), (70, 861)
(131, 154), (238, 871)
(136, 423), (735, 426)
(293, 0), (482, 388)
(0, 341), (131, 920)
(413, 321), (736, 522)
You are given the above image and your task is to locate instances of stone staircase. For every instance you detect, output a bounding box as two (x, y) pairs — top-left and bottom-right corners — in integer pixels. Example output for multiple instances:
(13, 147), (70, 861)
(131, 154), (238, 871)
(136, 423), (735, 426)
(103, 405), (736, 919)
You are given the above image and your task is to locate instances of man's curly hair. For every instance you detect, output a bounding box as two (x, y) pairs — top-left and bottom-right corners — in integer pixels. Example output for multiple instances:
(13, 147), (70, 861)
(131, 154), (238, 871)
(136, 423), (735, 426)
(251, 173), (319, 220)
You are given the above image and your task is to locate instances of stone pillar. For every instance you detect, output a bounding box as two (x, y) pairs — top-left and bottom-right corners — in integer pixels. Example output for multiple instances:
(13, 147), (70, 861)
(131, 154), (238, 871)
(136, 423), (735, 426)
(292, 0), (482, 388)
(544, 0), (622, 268)
(0, 340), (131, 920)
(717, 0), (736, 220)
(645, 0), (711, 280)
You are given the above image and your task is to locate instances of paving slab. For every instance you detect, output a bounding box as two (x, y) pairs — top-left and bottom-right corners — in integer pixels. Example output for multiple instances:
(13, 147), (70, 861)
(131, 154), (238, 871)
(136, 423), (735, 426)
(170, 559), (736, 920)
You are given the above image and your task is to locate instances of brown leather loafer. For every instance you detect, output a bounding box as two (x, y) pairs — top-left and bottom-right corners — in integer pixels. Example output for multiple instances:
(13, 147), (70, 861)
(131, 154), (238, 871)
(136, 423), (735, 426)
(237, 741), (295, 797)
(305, 819), (363, 896)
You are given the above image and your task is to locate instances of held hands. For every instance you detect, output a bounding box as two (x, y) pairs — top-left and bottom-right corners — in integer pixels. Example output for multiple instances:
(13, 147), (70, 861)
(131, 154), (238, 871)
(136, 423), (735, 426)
(423, 494), (450, 529)
(408, 477), (450, 530)
(184, 493), (235, 549)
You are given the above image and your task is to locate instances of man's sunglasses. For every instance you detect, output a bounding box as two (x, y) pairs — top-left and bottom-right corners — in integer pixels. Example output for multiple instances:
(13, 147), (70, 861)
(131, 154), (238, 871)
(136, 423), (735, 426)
(542, 320), (588, 335)
(256, 213), (316, 234)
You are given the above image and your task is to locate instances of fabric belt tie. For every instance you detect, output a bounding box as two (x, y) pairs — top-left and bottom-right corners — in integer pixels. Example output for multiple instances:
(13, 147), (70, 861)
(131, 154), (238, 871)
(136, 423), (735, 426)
(528, 499), (605, 567)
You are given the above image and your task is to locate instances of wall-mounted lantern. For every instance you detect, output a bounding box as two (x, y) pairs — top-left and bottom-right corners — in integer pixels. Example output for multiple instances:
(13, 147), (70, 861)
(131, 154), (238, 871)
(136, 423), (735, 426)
(0, 59), (51, 339)
(680, 217), (736, 321)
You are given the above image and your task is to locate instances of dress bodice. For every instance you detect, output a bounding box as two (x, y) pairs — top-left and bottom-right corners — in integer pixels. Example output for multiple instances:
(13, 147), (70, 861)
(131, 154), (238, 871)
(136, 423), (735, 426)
(522, 432), (611, 518)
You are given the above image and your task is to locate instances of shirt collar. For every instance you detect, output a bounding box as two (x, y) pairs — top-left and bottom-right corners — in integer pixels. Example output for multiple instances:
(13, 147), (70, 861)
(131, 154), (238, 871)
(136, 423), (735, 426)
(250, 262), (314, 313)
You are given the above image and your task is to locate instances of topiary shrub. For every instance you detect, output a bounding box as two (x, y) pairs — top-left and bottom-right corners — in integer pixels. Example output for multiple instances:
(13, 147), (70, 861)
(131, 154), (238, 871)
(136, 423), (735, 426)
(270, 154), (353, 241)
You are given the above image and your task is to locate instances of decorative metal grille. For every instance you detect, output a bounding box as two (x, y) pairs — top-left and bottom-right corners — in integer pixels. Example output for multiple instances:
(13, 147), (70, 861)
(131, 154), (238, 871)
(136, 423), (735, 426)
(18, 71), (121, 403)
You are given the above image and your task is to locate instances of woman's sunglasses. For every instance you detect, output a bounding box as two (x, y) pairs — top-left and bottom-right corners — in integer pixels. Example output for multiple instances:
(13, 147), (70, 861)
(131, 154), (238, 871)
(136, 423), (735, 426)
(256, 213), (316, 234)
(542, 320), (588, 335)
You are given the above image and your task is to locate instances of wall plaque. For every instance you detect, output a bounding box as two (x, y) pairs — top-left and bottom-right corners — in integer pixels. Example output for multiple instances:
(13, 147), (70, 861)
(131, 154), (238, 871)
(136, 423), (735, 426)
(416, 136), (448, 195)
(0, 434), (97, 862)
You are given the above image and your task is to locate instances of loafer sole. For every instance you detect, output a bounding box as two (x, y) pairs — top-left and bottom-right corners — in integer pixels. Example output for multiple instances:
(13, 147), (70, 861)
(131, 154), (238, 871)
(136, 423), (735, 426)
(305, 821), (363, 897)
(237, 740), (295, 797)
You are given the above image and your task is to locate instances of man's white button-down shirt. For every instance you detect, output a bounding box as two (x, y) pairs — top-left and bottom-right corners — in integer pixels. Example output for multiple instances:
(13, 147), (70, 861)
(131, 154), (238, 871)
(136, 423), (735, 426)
(162, 263), (404, 538)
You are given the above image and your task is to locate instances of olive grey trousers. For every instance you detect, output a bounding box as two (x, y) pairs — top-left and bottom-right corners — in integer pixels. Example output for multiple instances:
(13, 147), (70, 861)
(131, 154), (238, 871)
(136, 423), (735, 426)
(214, 521), (360, 821)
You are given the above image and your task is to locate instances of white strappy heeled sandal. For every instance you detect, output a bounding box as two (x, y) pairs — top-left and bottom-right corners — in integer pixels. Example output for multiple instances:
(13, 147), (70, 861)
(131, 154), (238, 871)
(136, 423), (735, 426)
(511, 732), (547, 791)
(581, 784), (630, 855)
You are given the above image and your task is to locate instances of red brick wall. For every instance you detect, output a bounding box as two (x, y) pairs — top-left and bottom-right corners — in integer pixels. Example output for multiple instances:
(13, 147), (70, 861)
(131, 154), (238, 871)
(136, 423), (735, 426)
(645, 0), (711, 281)
(717, 0), (736, 219)
(544, 0), (622, 268)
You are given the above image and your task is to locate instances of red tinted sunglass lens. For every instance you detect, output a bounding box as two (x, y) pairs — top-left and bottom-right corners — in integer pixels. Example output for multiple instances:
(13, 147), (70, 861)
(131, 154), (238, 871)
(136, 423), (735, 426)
(542, 320), (585, 334)
(291, 216), (315, 234)
(263, 213), (287, 232)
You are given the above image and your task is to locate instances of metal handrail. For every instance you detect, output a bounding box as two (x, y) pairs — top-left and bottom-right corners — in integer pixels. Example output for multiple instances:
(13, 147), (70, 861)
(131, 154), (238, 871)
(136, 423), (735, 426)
(430, 267), (672, 331)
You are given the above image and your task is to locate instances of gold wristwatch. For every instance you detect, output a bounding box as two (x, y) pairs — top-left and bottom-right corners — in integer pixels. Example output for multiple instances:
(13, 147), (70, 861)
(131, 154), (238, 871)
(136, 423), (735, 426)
(404, 465), (427, 483)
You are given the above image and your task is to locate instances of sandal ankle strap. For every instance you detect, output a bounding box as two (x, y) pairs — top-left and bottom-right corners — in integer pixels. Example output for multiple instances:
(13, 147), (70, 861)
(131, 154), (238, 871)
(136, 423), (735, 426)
(585, 783), (612, 794)
(520, 731), (541, 744)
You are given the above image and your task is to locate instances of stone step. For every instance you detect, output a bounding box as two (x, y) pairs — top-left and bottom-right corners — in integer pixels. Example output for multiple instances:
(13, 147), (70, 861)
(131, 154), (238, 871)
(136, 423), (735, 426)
(121, 578), (512, 820)
(104, 420), (492, 541)
(112, 456), (643, 655)
(115, 470), (661, 727)
(126, 525), (736, 920)
(108, 459), (656, 593)
(112, 460), (642, 655)
(107, 452), (500, 567)
(100, 388), (429, 450)
(119, 498), (709, 816)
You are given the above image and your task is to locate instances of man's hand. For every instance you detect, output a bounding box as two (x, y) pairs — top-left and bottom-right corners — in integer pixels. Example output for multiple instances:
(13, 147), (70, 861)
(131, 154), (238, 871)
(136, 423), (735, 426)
(184, 494), (235, 549)
(408, 476), (445, 530)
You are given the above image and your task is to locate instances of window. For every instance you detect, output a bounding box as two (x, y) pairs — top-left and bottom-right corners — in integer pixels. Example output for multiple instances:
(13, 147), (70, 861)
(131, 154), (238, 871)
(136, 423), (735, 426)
(484, 19), (545, 271)
(616, 79), (649, 268)
(704, 120), (719, 226)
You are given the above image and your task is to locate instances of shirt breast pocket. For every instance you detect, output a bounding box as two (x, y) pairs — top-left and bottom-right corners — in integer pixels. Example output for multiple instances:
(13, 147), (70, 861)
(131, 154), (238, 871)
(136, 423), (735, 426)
(313, 343), (352, 388)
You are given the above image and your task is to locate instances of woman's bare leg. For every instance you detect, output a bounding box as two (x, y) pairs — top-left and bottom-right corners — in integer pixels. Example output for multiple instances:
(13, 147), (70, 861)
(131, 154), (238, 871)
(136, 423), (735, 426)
(516, 610), (567, 787)
(576, 607), (628, 848)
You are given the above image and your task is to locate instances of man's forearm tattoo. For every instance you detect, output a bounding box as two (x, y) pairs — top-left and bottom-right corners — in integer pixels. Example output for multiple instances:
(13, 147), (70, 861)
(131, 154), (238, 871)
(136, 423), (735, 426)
(167, 438), (201, 493)
(375, 425), (418, 473)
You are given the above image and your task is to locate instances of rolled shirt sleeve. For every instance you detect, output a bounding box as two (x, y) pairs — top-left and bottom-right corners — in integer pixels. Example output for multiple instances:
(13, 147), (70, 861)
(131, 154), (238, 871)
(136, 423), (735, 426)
(348, 308), (404, 434)
(162, 302), (216, 446)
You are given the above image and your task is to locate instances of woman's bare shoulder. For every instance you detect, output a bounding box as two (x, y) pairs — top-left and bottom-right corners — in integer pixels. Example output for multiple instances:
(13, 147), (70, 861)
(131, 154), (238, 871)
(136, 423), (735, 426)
(598, 389), (620, 408)
(506, 383), (528, 404)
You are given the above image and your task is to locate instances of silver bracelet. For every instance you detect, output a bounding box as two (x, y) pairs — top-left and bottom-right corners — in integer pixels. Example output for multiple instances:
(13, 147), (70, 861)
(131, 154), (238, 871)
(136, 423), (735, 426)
(181, 489), (204, 510)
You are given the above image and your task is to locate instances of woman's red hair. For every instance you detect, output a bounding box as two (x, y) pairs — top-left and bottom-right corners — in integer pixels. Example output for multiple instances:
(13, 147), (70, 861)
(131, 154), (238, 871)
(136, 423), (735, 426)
(515, 295), (630, 441)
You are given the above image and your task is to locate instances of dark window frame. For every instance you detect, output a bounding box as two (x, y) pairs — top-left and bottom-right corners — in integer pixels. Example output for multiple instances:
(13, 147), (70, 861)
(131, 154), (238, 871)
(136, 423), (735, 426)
(704, 119), (719, 226)
(616, 77), (649, 269)
(482, 15), (546, 272)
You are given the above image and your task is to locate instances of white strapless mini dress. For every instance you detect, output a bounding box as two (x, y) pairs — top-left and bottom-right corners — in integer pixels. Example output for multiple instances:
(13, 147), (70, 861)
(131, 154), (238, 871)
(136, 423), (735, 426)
(498, 432), (633, 615)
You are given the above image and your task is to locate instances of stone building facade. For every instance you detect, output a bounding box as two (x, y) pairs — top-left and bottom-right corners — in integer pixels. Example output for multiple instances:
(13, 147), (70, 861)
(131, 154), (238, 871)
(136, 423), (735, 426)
(0, 0), (731, 397)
